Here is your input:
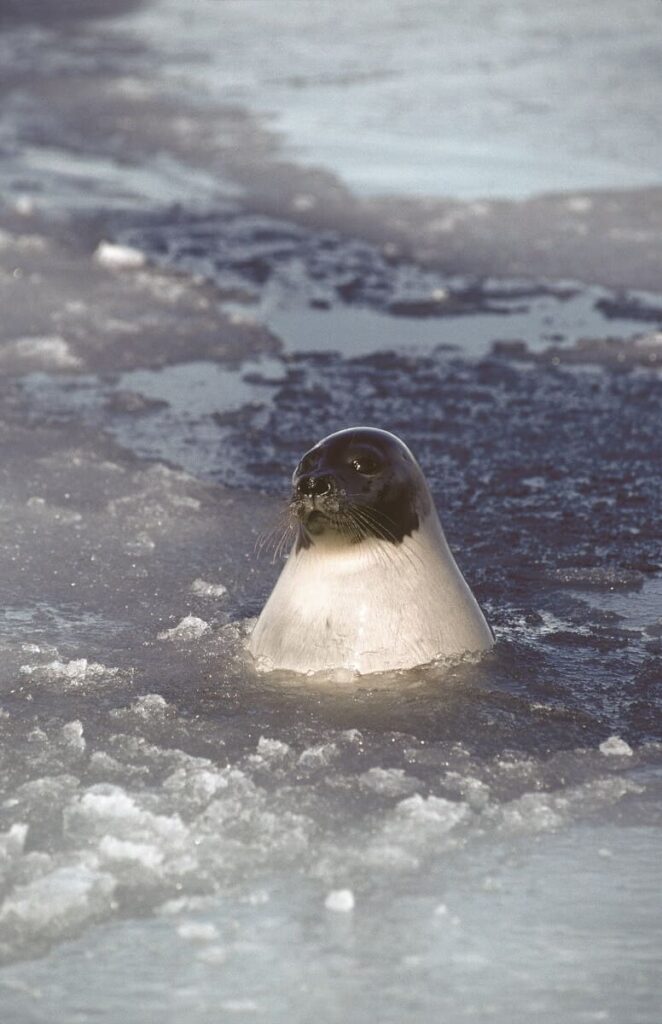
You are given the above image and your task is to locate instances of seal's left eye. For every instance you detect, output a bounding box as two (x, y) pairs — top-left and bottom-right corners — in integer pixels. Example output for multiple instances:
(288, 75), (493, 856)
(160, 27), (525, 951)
(351, 454), (381, 475)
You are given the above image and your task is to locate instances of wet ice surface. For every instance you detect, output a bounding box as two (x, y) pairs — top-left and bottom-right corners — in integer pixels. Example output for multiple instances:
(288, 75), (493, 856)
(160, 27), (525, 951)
(1, 3), (662, 1023)
(115, 209), (662, 360)
(2, 235), (662, 1021)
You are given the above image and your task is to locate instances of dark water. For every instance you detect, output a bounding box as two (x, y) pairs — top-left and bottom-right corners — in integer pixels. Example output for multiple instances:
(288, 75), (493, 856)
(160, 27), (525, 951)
(0, 2), (661, 1022)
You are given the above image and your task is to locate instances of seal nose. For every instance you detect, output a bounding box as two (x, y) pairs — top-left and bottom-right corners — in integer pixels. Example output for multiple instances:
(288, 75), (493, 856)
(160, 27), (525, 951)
(296, 473), (333, 498)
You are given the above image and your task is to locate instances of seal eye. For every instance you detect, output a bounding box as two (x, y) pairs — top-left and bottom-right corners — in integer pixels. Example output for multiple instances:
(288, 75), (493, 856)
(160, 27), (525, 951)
(351, 453), (381, 476)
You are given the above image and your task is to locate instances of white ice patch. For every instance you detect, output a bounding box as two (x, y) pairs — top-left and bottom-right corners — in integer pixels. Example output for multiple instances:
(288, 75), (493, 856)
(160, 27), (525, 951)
(297, 743), (339, 769)
(254, 737), (291, 762)
(0, 335), (81, 370)
(0, 865), (116, 944)
(98, 836), (165, 871)
(61, 721), (86, 753)
(359, 767), (419, 798)
(94, 241), (146, 270)
(128, 694), (170, 719)
(157, 615), (210, 641)
(190, 578), (228, 598)
(19, 658), (120, 687)
(324, 888), (355, 912)
(0, 824), (29, 871)
(177, 921), (219, 942)
(599, 736), (634, 757)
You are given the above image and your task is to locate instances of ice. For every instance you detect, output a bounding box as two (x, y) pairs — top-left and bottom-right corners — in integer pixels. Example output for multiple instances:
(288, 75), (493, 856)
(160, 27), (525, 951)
(599, 736), (634, 758)
(324, 889), (355, 913)
(176, 921), (219, 942)
(190, 578), (228, 598)
(98, 836), (164, 871)
(128, 694), (171, 719)
(61, 721), (86, 753)
(0, 825), (28, 871)
(0, 1), (660, 1019)
(95, 241), (146, 270)
(0, 335), (81, 371)
(19, 659), (121, 688)
(157, 616), (211, 641)
(297, 743), (339, 769)
(0, 866), (116, 951)
(254, 737), (291, 762)
(358, 767), (419, 797)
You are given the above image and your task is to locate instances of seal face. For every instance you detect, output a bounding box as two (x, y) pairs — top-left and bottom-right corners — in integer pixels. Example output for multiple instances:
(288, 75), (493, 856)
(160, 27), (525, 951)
(249, 426), (493, 676)
(292, 427), (429, 551)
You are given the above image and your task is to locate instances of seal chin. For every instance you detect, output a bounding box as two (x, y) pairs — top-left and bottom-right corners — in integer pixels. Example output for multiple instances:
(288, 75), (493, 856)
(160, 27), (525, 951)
(291, 487), (347, 544)
(303, 509), (329, 535)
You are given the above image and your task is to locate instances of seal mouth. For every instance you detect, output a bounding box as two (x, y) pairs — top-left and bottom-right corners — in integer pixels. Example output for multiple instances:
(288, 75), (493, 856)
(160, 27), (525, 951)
(290, 490), (402, 549)
(291, 493), (341, 530)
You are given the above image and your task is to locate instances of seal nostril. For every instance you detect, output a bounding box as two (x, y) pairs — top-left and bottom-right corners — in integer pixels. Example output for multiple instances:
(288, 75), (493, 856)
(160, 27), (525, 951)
(298, 474), (332, 497)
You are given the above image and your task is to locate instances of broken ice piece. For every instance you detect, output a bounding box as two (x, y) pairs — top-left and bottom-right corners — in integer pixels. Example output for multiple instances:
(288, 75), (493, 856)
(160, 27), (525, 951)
(157, 615), (210, 641)
(324, 888), (355, 913)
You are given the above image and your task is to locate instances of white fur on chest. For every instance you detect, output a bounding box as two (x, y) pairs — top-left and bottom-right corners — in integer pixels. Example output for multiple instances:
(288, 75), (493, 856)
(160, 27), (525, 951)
(248, 515), (493, 675)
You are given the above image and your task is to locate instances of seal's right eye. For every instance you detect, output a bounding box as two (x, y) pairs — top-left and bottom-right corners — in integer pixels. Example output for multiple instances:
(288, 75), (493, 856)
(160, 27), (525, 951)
(350, 452), (382, 476)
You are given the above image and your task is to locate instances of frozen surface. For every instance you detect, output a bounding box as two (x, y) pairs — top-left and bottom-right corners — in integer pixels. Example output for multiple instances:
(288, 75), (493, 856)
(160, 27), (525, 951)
(121, 0), (662, 199)
(0, 3), (661, 1023)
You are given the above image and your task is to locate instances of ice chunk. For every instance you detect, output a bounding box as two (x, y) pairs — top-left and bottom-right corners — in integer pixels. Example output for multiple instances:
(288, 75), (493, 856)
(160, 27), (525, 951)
(190, 578), (228, 598)
(98, 836), (164, 871)
(256, 737), (291, 761)
(297, 743), (338, 769)
(64, 785), (189, 848)
(339, 729), (363, 746)
(0, 824), (28, 866)
(20, 659), (120, 687)
(0, 335), (81, 370)
(95, 241), (146, 269)
(163, 765), (229, 807)
(61, 720), (86, 753)
(599, 736), (634, 757)
(324, 888), (355, 912)
(158, 615), (210, 641)
(0, 866), (116, 941)
(359, 768), (419, 797)
(395, 794), (469, 832)
(130, 694), (170, 719)
(177, 921), (219, 942)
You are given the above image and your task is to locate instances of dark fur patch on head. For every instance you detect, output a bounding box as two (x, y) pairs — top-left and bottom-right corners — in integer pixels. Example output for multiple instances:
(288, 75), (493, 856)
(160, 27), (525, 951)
(292, 427), (430, 550)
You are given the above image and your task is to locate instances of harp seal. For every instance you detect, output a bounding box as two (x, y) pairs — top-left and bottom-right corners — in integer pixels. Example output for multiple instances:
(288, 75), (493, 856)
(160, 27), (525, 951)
(249, 427), (493, 675)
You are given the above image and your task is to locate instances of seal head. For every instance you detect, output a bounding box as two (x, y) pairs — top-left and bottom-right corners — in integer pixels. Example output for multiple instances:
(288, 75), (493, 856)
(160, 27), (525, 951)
(292, 427), (430, 550)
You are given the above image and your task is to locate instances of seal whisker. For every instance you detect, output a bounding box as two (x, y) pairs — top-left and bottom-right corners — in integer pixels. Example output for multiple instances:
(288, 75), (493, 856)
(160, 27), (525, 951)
(255, 503), (297, 563)
(350, 504), (424, 575)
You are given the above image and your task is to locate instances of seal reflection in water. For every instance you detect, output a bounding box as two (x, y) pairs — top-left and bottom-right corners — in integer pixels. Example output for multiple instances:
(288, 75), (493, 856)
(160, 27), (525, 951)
(248, 427), (493, 675)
